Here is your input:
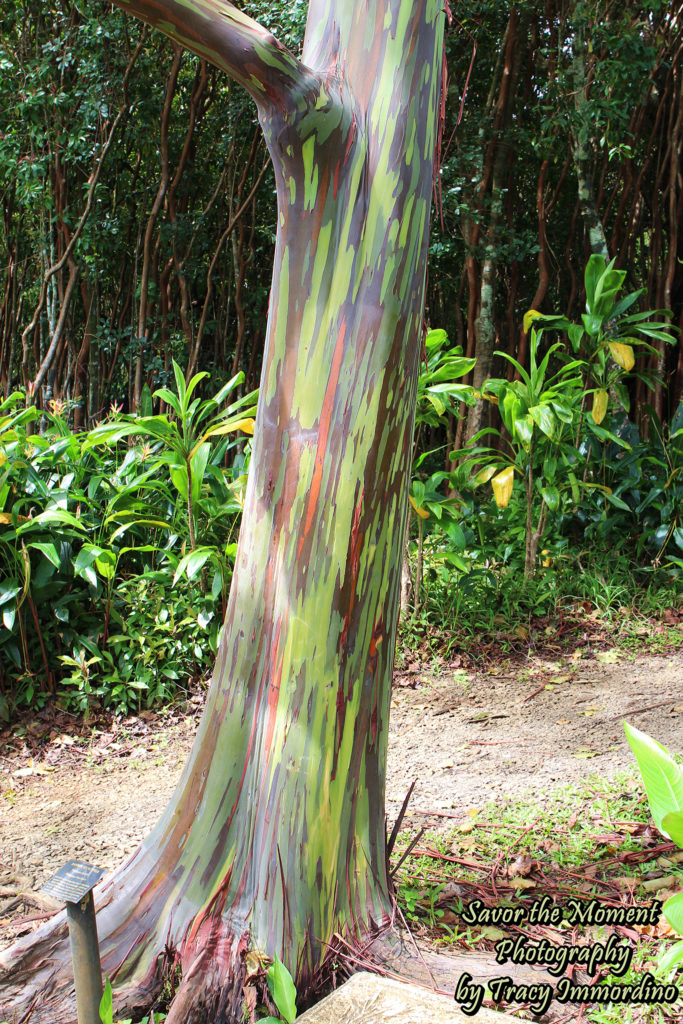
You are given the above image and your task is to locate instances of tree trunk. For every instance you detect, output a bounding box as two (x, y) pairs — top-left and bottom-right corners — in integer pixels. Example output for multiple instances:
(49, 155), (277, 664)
(571, 16), (609, 259)
(0, 2), (445, 1021)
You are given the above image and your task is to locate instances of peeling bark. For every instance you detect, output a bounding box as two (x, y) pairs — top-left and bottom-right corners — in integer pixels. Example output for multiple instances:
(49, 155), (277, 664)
(0, 2), (446, 1021)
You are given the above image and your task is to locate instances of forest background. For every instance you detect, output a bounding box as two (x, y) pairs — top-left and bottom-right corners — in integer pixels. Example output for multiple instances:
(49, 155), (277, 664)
(0, 0), (682, 716)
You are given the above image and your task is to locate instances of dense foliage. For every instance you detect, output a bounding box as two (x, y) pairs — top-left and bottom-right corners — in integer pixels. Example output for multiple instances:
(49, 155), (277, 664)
(0, 0), (680, 426)
(0, 373), (253, 717)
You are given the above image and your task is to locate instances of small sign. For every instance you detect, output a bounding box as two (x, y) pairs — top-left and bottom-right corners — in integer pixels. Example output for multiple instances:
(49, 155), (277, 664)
(41, 861), (104, 904)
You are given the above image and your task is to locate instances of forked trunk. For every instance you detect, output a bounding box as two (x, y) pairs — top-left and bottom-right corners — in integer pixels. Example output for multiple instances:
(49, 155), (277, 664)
(0, 2), (445, 1021)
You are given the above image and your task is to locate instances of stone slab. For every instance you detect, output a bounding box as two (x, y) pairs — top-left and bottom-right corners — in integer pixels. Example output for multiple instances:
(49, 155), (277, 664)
(296, 971), (514, 1023)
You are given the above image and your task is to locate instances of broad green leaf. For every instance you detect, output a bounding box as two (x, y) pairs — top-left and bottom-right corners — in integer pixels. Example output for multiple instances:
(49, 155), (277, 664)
(99, 977), (113, 1024)
(581, 312), (603, 337)
(95, 549), (117, 581)
(190, 443), (211, 506)
(661, 812), (683, 848)
(0, 579), (20, 606)
(426, 393), (446, 416)
(584, 254), (606, 314)
(173, 547), (213, 584)
(411, 480), (425, 507)
(540, 485), (560, 512)
(658, 938), (683, 974)
(568, 470), (580, 504)
(2, 603), (16, 631)
(28, 541), (61, 568)
(662, 893), (683, 936)
(425, 328), (448, 349)
(266, 954), (297, 1024)
(603, 491), (631, 511)
(512, 414), (533, 446)
(567, 324), (584, 352)
(529, 404), (557, 439)
(624, 722), (683, 836)
(20, 508), (86, 533)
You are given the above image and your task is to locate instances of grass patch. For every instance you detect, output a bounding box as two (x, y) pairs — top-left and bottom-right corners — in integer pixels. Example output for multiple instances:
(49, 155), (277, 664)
(391, 770), (683, 1022)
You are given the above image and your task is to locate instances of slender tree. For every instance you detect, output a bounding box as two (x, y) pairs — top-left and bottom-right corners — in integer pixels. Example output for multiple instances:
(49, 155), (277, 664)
(0, 1), (447, 1021)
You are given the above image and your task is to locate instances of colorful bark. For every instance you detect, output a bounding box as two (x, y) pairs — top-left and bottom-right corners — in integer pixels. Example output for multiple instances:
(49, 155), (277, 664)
(0, 2), (445, 1020)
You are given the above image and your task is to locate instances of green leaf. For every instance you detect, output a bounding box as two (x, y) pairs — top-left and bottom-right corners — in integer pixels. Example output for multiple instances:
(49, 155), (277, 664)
(28, 541), (61, 568)
(173, 547), (213, 585)
(567, 324), (584, 352)
(0, 579), (20, 607)
(658, 938), (683, 975)
(3, 603), (16, 631)
(584, 254), (606, 314)
(266, 955), (297, 1024)
(99, 977), (113, 1024)
(662, 893), (683, 935)
(624, 722), (683, 837)
(540, 485), (560, 512)
(190, 443), (211, 506)
(529, 404), (557, 439)
(661, 812), (683, 848)
(512, 415), (533, 446)
(95, 549), (117, 581)
(581, 312), (603, 337)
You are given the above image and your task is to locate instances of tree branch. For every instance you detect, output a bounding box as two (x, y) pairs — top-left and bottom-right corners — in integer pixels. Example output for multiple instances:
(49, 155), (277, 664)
(112, 0), (316, 110)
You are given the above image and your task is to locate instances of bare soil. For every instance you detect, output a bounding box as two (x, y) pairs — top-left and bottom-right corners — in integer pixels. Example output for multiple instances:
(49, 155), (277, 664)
(1, 645), (682, 953)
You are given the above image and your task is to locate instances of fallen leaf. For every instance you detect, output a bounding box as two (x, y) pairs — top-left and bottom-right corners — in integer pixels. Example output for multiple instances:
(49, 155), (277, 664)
(477, 926), (509, 941)
(508, 853), (535, 878)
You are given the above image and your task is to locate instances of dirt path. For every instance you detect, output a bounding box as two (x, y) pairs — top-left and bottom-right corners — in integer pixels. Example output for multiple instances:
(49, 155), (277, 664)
(1, 649), (682, 950)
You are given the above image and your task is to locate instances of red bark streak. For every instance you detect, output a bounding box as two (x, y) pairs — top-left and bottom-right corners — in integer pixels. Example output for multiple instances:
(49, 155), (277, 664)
(300, 319), (346, 547)
(339, 487), (365, 650)
(262, 616), (285, 762)
(343, 113), (357, 166)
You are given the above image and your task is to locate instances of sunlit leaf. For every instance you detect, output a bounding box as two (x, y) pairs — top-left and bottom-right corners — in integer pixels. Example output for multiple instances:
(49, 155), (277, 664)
(523, 309), (542, 334)
(624, 722), (683, 837)
(591, 389), (608, 425)
(608, 342), (635, 372)
(409, 494), (429, 519)
(491, 466), (514, 508)
(266, 954), (297, 1024)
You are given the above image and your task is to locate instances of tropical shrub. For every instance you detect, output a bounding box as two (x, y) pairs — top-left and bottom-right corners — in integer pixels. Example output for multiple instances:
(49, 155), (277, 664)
(0, 372), (255, 718)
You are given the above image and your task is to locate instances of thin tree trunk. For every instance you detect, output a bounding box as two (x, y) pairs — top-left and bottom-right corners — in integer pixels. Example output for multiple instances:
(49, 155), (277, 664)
(571, 17), (608, 258)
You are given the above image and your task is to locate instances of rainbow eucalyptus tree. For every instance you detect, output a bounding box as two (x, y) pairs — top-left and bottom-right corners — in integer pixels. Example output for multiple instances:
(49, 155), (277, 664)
(0, 1), (447, 1020)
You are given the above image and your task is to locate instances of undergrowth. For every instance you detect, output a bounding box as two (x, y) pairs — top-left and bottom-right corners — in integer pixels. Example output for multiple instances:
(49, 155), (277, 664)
(391, 768), (683, 1023)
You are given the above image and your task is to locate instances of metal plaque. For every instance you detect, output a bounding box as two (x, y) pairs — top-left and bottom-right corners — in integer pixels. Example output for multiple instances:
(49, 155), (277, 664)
(40, 861), (104, 904)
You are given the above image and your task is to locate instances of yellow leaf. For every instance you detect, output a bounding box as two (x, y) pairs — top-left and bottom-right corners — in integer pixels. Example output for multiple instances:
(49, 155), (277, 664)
(474, 465), (496, 486)
(0, 512), (28, 524)
(591, 389), (608, 424)
(409, 494), (429, 519)
(523, 309), (542, 334)
(0, 450), (5, 466)
(491, 466), (514, 508)
(608, 342), (635, 372)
